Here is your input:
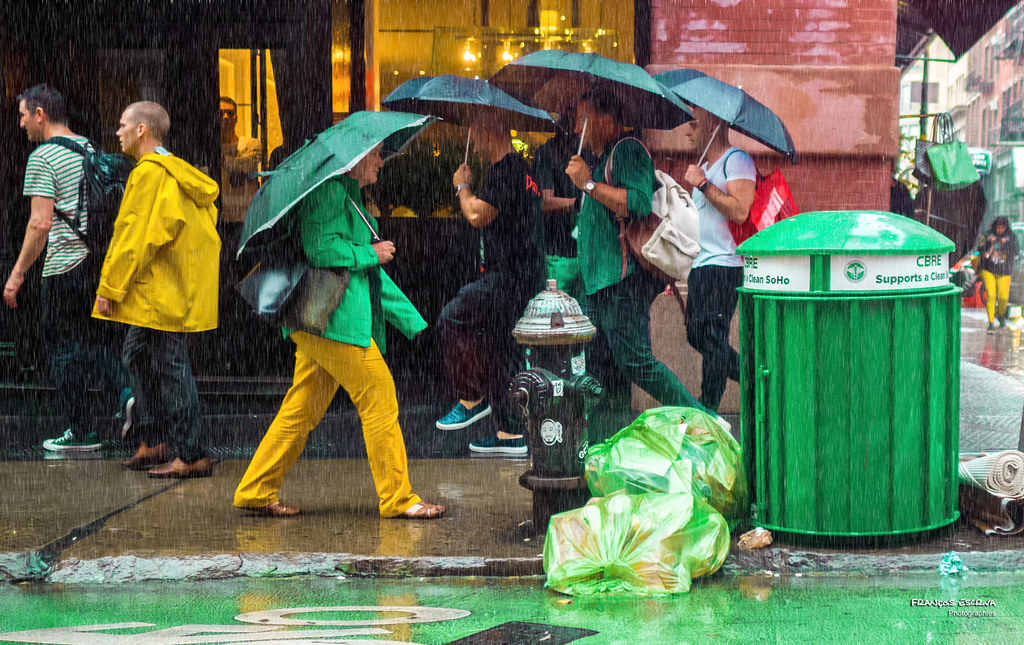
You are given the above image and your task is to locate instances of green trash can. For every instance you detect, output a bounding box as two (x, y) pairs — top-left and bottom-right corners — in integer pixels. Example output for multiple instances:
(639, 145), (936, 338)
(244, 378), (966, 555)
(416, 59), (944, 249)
(736, 211), (960, 538)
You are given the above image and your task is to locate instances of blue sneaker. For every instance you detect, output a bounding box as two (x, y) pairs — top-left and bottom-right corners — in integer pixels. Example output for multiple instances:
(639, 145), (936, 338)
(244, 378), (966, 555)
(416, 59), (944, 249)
(436, 402), (492, 430)
(469, 435), (528, 455)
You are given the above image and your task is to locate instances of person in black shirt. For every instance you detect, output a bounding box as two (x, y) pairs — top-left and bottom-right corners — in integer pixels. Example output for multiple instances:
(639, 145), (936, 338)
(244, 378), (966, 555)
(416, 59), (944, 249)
(436, 112), (545, 455)
(532, 113), (593, 298)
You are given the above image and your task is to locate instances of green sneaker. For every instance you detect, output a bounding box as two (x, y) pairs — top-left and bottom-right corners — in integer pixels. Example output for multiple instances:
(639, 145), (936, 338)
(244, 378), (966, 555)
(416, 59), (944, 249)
(42, 429), (102, 452)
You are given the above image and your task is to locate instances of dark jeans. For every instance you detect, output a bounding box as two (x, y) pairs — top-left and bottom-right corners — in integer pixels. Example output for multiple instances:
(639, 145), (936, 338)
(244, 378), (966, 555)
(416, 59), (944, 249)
(437, 272), (534, 434)
(583, 270), (704, 439)
(685, 264), (743, 412)
(123, 326), (205, 463)
(41, 256), (130, 434)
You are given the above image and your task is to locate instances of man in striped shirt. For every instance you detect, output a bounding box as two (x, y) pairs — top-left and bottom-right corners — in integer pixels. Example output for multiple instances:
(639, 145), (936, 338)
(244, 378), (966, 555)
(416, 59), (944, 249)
(3, 84), (132, 452)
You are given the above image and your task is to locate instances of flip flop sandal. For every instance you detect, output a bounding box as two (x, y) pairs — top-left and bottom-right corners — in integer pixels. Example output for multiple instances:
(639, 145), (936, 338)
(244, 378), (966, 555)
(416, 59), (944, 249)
(399, 502), (446, 519)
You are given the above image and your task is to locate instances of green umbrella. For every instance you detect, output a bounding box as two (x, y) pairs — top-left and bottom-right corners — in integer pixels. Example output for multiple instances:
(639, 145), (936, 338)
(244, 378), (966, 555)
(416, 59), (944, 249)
(654, 68), (797, 161)
(237, 110), (437, 256)
(382, 74), (556, 132)
(489, 50), (692, 130)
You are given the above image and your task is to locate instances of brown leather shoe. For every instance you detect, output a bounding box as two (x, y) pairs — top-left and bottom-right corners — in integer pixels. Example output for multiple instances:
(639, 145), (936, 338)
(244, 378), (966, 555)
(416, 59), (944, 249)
(147, 456), (214, 479)
(251, 501), (301, 517)
(121, 442), (170, 470)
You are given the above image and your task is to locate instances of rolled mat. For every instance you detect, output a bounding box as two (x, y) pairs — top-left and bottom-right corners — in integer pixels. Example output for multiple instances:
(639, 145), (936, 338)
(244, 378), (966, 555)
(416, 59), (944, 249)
(959, 484), (1024, 536)
(958, 451), (1024, 499)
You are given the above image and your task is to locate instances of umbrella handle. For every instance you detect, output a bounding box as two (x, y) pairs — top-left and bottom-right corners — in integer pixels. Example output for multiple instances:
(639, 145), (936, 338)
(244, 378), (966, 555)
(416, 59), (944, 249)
(464, 127), (472, 166)
(697, 123), (720, 167)
(576, 117), (589, 211)
(577, 117), (588, 157)
(350, 199), (381, 243)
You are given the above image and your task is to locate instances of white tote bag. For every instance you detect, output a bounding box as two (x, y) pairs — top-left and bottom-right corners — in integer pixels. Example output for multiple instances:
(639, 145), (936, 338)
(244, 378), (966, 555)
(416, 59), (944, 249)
(641, 169), (702, 283)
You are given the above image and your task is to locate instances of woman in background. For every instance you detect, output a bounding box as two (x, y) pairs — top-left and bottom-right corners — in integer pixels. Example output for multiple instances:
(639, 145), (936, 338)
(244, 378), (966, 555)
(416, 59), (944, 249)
(978, 216), (1019, 333)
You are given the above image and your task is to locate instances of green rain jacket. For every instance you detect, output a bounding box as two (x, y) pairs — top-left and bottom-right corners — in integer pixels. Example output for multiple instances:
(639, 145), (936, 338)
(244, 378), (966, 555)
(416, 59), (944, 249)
(576, 133), (655, 296)
(288, 175), (426, 352)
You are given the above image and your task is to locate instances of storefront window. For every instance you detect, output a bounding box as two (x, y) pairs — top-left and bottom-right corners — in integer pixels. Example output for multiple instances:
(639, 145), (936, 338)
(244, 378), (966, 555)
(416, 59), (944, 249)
(332, 0), (353, 117)
(218, 49), (283, 164)
(218, 48), (282, 222)
(373, 0), (633, 108)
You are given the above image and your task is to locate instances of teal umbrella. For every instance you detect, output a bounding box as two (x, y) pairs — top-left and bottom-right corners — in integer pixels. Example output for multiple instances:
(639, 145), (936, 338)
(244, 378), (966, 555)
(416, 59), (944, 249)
(382, 74), (556, 132)
(489, 50), (691, 130)
(237, 110), (437, 256)
(654, 68), (797, 161)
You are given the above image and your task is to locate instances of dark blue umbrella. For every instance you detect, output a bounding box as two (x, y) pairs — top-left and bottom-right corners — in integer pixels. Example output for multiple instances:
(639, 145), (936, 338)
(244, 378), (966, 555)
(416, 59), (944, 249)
(382, 74), (556, 132)
(654, 68), (797, 162)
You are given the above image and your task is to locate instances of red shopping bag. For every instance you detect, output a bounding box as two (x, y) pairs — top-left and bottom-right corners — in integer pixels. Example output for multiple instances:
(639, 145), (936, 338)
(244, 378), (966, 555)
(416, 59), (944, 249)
(728, 169), (798, 245)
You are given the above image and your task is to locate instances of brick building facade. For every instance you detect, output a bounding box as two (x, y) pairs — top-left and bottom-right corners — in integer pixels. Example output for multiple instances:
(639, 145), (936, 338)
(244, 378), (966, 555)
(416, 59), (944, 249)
(645, 0), (899, 214)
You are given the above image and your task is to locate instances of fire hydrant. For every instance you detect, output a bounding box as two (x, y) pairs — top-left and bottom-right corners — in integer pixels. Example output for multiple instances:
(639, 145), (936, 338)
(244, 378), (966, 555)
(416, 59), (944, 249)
(511, 279), (602, 532)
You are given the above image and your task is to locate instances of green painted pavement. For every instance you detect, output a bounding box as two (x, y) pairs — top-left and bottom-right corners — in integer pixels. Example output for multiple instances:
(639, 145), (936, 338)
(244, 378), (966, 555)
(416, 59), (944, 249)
(1, 574), (1022, 644)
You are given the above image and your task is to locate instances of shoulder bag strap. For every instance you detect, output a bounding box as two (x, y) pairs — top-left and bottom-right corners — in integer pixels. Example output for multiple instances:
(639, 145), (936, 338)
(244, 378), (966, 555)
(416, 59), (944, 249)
(604, 136), (651, 281)
(42, 136), (93, 246)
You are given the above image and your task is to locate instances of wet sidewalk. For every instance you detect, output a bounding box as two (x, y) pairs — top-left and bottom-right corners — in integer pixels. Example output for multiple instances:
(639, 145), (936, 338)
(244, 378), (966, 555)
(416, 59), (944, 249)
(3, 308), (1024, 584)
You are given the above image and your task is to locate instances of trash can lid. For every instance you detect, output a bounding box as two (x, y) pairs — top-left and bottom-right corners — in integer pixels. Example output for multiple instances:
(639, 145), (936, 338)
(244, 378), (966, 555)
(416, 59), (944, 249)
(736, 211), (955, 257)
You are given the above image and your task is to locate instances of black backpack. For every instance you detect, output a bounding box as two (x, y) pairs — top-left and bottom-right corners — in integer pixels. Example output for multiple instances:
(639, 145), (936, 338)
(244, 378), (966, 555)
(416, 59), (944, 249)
(46, 136), (135, 256)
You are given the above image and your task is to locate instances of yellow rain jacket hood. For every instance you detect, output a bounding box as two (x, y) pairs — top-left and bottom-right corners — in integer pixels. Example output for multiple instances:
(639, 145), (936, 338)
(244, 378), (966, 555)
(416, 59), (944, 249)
(93, 151), (221, 332)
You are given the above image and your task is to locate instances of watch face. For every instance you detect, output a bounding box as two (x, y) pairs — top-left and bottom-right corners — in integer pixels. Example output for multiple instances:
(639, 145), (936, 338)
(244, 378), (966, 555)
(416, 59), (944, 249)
(585, 180), (596, 193)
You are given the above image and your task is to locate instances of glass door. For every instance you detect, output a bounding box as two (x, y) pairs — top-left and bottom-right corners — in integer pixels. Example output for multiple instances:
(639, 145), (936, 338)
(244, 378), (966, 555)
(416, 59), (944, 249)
(218, 48), (284, 223)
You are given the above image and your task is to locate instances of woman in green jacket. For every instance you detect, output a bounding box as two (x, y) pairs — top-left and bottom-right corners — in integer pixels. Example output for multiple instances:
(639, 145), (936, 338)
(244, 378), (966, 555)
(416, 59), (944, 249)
(234, 145), (445, 519)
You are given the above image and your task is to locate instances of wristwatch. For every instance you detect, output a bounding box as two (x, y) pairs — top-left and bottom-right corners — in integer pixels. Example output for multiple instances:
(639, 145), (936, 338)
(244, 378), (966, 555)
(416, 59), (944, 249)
(583, 179), (597, 194)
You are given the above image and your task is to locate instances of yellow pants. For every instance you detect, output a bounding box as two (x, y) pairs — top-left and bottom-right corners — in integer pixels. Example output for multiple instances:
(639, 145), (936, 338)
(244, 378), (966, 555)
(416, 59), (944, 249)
(233, 333), (421, 517)
(980, 270), (1012, 322)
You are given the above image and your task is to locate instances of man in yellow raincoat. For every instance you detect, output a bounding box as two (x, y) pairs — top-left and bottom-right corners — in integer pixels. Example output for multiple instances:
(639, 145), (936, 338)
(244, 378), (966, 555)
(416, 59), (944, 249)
(93, 101), (221, 479)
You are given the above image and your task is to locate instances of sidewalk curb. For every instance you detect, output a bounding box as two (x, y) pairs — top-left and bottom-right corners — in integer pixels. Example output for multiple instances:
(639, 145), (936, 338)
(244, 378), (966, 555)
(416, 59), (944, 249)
(11, 548), (1022, 584)
(39, 554), (546, 584)
(723, 548), (1024, 577)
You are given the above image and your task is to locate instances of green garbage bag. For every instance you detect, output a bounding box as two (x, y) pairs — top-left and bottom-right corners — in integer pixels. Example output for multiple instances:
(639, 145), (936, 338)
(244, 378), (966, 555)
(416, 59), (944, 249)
(543, 489), (730, 596)
(585, 406), (748, 524)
